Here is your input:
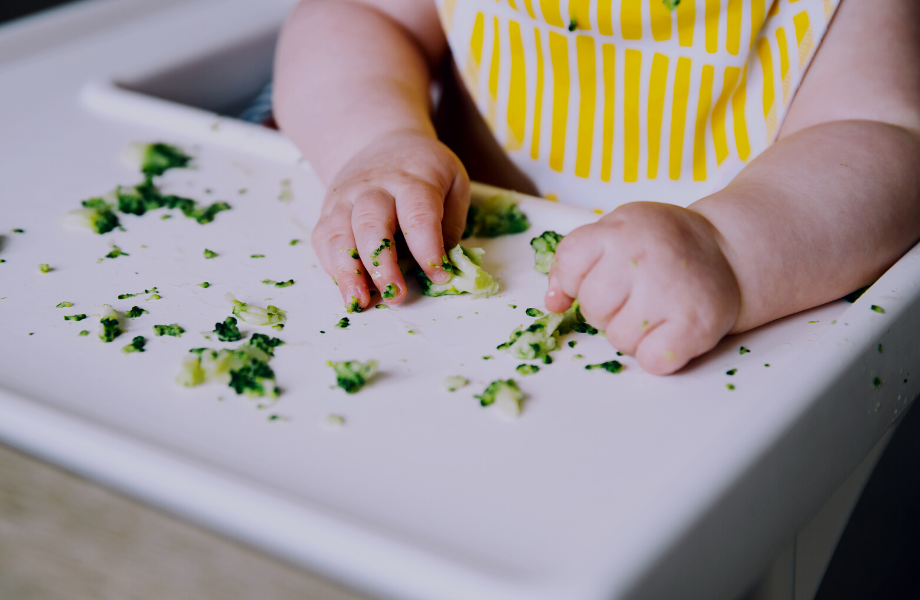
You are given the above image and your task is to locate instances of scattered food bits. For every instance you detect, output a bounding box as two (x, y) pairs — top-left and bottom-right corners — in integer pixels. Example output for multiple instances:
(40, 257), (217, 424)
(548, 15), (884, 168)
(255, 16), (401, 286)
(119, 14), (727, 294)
(64, 314), (87, 321)
(444, 376), (468, 392)
(764, 364), (770, 367)
(878, 344), (884, 354)
(39, 264), (51, 273)
(726, 383), (735, 390)
(516, 364), (540, 375)
(278, 179), (293, 202)
(328, 360), (378, 394)
(475, 379), (525, 417)
(585, 360), (623, 374)
(808, 320), (819, 324)
(525, 308), (544, 318)
(12, 228), (24, 233)
(346, 297), (362, 314)
(98, 305), (122, 342)
(347, 248), (359, 259)
(873, 376), (882, 389)
(78, 330), (89, 336)
(105, 245), (129, 259)
(482, 355), (493, 360)
(251, 254), (265, 259)
(464, 193), (530, 239)
(203, 249), (217, 259)
(739, 346), (751, 355)
(200, 282), (210, 288)
(335, 317), (350, 329)
(56, 302), (73, 308)
(530, 231), (563, 274)
(871, 305), (885, 314)
(214, 317), (242, 342)
(125, 306), (148, 318)
(324, 414), (345, 427)
(226, 293), (286, 326)
(272, 324), (284, 331)
(267, 414), (289, 422)
(568, 341), (577, 348)
(153, 324), (185, 337)
(726, 368), (737, 376)
(122, 336), (146, 353)
(508, 304), (517, 309)
(290, 239), (301, 246)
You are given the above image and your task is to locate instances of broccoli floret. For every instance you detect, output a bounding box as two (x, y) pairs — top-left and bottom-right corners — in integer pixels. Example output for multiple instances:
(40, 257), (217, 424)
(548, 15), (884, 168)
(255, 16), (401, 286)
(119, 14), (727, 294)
(462, 193), (530, 238)
(64, 314), (87, 321)
(105, 245), (129, 259)
(475, 379), (525, 417)
(381, 283), (397, 299)
(225, 293), (286, 326)
(497, 301), (586, 362)
(585, 360), (623, 373)
(328, 360), (378, 394)
(131, 142), (192, 178)
(530, 231), (564, 274)
(335, 317), (350, 329)
(153, 323), (185, 337)
(56, 302), (73, 308)
(122, 336), (147, 353)
(516, 364), (540, 375)
(98, 305), (123, 342)
(415, 244), (499, 298)
(63, 197), (121, 234)
(214, 316), (242, 342)
(125, 306), (147, 318)
(444, 376), (468, 391)
(175, 335), (283, 397)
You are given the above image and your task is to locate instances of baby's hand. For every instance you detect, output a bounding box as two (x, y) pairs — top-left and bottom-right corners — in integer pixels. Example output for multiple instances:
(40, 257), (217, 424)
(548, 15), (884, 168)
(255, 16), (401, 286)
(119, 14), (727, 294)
(311, 131), (469, 310)
(545, 203), (741, 375)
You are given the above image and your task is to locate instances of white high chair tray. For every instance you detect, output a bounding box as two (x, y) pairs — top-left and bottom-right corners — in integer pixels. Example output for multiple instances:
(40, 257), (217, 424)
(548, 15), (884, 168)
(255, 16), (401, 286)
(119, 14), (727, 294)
(1, 2), (917, 599)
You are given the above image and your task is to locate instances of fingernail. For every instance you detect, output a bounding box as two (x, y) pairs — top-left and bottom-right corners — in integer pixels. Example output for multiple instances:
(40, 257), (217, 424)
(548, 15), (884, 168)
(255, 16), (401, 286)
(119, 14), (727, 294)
(432, 270), (451, 284)
(381, 283), (399, 301)
(547, 289), (556, 297)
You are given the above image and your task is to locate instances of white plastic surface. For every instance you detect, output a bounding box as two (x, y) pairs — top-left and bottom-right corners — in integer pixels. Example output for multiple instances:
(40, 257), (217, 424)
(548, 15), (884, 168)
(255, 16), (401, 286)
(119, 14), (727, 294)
(1, 2), (918, 599)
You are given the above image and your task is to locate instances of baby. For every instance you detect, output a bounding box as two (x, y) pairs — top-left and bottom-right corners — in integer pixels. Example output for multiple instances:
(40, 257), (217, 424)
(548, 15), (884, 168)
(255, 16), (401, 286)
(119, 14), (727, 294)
(273, 0), (920, 374)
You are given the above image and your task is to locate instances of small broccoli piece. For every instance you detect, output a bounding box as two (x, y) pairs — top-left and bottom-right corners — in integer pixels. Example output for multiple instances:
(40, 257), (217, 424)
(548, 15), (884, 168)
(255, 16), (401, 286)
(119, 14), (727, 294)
(525, 308), (544, 317)
(191, 201), (231, 224)
(328, 360), (378, 394)
(568, 18), (577, 31)
(530, 231), (564, 274)
(39, 264), (51, 273)
(104, 245), (129, 259)
(475, 379), (525, 417)
(122, 336), (147, 353)
(153, 323), (185, 337)
(347, 248), (359, 259)
(63, 197), (121, 234)
(56, 302), (73, 308)
(247, 333), (285, 357)
(370, 239), (392, 267)
(203, 249), (217, 259)
(381, 283), (397, 299)
(335, 317), (350, 329)
(462, 193), (530, 238)
(175, 335), (282, 397)
(98, 305), (123, 342)
(272, 324), (284, 331)
(274, 279), (294, 288)
(415, 244), (499, 298)
(64, 314), (87, 321)
(346, 297), (363, 313)
(214, 317), (242, 342)
(132, 142), (192, 178)
(117, 292), (140, 299)
(497, 302), (583, 361)
(739, 346), (751, 354)
(229, 359), (277, 396)
(225, 293), (286, 326)
(870, 305), (885, 314)
(200, 282), (210, 288)
(290, 239), (302, 246)
(663, 0), (681, 10)
(78, 330), (89, 336)
(568, 340), (577, 348)
(516, 364), (540, 375)
(571, 322), (599, 335)
(726, 368), (737, 376)
(261, 279), (277, 286)
(444, 376), (468, 391)
(125, 306), (147, 318)
(11, 228), (24, 233)
(585, 360), (623, 373)
(324, 414), (345, 427)
(251, 254), (265, 258)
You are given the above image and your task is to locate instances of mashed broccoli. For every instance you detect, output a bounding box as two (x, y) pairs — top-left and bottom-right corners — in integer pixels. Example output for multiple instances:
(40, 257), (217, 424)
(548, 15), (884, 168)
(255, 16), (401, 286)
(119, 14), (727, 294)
(415, 244), (499, 298)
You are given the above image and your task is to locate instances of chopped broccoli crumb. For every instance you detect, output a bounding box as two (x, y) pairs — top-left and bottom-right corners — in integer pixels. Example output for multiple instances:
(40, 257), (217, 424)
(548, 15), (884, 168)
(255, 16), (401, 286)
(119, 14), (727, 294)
(347, 248), (359, 259)
(39, 264), (51, 273)
(463, 193), (530, 238)
(726, 383), (735, 390)
(56, 302), (73, 308)
(878, 343), (884, 354)
(568, 18), (577, 31)
(482, 355), (493, 360)
(64, 197), (121, 234)
(498, 301), (586, 362)
(335, 317), (350, 329)
(114, 180), (230, 224)
(104, 245), (129, 259)
(226, 293), (286, 326)
(415, 244), (499, 298)
(272, 324), (284, 331)
(122, 336), (146, 353)
(508, 304), (517, 309)
(214, 317), (242, 342)
(525, 308), (544, 318)
(663, 0), (681, 10)
(346, 297), (363, 313)
(78, 330), (89, 336)
(764, 363), (770, 367)
(290, 239), (301, 246)
(154, 323), (185, 337)
(530, 231), (564, 274)
(328, 360), (378, 394)
(873, 376), (882, 388)
(98, 305), (123, 342)
(275, 279), (294, 288)
(726, 368), (737, 376)
(475, 379), (525, 417)
(585, 360), (624, 373)
(251, 254), (265, 258)
(444, 376), (468, 391)
(64, 314), (87, 321)
(204, 249), (217, 259)
(516, 364), (540, 375)
(370, 239), (392, 267)
(136, 142), (191, 178)
(871, 305), (885, 314)
(381, 283), (398, 299)
(125, 306), (147, 318)
(325, 414), (346, 427)
(200, 282), (210, 288)
(374, 304), (391, 310)
(739, 346), (751, 354)
(176, 335), (284, 397)
(568, 340), (577, 348)
(161, 214), (172, 220)
(572, 322), (599, 335)
(12, 228), (24, 233)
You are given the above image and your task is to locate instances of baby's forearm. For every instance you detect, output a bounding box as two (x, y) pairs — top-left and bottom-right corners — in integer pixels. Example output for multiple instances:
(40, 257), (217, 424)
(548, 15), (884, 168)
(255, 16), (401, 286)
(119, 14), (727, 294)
(274, 0), (442, 183)
(692, 120), (920, 332)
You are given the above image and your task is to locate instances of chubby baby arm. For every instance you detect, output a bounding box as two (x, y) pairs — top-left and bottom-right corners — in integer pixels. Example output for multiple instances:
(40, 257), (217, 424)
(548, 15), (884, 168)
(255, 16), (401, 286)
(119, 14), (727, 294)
(548, 0), (920, 375)
(274, 0), (466, 308)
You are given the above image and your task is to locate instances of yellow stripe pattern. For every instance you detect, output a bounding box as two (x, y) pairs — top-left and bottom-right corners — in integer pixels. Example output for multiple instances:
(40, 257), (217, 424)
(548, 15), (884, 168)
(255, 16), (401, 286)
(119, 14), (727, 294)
(441, 0), (837, 195)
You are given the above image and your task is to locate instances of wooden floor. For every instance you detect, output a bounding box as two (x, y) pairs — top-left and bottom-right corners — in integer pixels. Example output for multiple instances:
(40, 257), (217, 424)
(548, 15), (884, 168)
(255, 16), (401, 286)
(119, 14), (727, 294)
(0, 443), (368, 600)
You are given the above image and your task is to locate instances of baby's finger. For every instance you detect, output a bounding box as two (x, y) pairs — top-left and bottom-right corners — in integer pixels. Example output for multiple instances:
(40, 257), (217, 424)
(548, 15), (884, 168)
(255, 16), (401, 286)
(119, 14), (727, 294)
(551, 226), (605, 302)
(311, 200), (370, 310)
(441, 170), (470, 250)
(352, 188), (407, 304)
(396, 182), (451, 284)
(634, 320), (706, 375)
(545, 269), (575, 313)
(574, 262), (630, 328)
(602, 296), (665, 357)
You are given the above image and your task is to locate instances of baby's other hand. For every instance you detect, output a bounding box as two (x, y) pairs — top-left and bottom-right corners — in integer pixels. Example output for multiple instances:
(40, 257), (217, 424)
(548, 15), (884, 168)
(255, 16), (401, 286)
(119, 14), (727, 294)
(545, 203), (740, 375)
(311, 131), (469, 310)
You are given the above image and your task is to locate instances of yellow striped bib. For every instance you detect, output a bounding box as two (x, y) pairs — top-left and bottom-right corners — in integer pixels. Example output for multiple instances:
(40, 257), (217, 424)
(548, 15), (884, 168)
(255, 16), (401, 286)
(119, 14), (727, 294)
(436, 0), (838, 211)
